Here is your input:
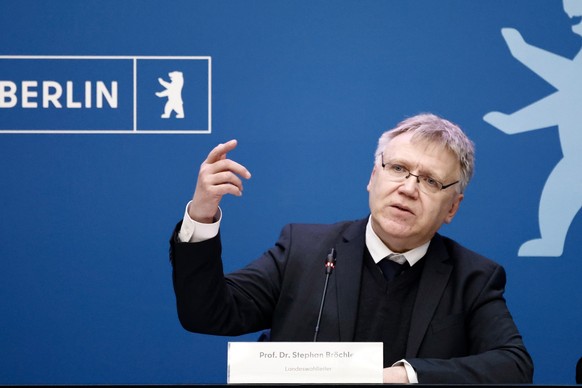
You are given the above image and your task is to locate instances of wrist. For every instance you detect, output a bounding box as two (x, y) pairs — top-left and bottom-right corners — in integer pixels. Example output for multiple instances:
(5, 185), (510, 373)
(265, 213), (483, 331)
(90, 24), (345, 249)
(188, 202), (219, 224)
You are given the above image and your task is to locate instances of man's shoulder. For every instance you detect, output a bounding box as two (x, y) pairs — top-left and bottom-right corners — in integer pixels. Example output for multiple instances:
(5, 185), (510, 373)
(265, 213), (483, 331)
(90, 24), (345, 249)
(433, 233), (502, 272)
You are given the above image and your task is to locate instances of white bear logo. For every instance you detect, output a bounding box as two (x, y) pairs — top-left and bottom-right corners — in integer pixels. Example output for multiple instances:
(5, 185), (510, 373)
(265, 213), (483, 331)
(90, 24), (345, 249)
(484, 0), (582, 257)
(155, 71), (185, 119)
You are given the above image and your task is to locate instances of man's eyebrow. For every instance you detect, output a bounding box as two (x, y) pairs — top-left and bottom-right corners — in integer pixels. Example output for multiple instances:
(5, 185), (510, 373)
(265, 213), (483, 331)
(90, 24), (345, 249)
(383, 157), (406, 165)
(387, 158), (446, 181)
(418, 167), (447, 181)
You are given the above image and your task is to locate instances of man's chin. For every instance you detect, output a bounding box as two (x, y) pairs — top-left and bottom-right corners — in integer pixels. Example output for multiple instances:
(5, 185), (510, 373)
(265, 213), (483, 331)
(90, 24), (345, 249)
(375, 221), (415, 244)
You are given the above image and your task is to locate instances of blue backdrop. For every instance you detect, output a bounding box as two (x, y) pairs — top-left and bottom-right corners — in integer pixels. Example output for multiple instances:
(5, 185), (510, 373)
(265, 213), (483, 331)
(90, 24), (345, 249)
(0, 0), (580, 385)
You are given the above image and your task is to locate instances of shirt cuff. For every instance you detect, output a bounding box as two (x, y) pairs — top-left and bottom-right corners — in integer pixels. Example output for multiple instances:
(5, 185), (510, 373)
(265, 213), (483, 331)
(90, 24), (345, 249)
(177, 201), (221, 243)
(393, 359), (418, 384)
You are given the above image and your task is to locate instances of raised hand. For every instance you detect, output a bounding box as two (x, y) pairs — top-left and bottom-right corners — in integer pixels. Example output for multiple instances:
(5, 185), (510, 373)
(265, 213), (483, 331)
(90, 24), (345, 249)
(188, 140), (252, 223)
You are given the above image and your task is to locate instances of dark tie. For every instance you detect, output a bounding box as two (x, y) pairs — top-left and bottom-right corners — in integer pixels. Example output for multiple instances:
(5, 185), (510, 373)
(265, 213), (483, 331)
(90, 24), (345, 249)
(377, 254), (409, 281)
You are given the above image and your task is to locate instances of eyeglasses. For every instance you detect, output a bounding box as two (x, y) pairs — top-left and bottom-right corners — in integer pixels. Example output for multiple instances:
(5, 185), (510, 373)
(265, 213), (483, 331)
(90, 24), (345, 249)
(380, 152), (459, 194)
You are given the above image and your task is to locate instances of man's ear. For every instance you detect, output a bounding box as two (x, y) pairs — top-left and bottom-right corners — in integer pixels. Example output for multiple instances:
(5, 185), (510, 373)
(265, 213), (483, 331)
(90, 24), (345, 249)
(444, 193), (464, 224)
(367, 165), (378, 192)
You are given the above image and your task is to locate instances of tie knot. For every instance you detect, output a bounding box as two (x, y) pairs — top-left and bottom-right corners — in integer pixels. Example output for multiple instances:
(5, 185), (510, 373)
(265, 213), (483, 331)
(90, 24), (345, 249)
(387, 253), (407, 265)
(378, 254), (409, 281)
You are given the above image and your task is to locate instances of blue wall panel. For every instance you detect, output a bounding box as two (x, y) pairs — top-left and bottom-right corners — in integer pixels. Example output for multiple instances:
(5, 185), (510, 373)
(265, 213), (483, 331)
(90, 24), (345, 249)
(0, 0), (580, 384)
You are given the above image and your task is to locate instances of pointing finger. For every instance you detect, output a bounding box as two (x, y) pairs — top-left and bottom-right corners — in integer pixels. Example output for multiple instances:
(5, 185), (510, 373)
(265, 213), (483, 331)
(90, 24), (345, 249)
(205, 139), (238, 164)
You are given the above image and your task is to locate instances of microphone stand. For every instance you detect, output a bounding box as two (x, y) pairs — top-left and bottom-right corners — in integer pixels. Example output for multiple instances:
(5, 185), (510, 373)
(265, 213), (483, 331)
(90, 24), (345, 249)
(313, 248), (336, 342)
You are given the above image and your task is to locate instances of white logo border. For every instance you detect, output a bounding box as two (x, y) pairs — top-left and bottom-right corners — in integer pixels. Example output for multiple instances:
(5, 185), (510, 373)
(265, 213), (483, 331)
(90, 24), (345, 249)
(0, 55), (212, 135)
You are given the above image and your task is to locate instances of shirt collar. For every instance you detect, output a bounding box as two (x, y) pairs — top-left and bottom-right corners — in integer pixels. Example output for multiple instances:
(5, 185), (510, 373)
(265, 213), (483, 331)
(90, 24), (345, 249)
(365, 216), (430, 267)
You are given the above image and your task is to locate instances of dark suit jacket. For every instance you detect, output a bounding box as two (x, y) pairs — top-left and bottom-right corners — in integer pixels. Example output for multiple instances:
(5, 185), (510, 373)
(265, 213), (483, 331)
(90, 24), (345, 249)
(170, 218), (533, 384)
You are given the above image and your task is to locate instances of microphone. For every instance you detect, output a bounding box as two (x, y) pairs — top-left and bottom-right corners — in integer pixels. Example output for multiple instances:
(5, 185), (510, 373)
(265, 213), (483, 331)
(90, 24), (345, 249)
(313, 248), (337, 342)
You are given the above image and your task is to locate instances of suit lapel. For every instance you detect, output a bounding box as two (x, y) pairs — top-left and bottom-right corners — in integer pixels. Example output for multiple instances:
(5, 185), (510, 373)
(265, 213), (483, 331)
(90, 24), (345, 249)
(333, 219), (367, 341)
(406, 234), (453, 357)
(330, 224), (454, 350)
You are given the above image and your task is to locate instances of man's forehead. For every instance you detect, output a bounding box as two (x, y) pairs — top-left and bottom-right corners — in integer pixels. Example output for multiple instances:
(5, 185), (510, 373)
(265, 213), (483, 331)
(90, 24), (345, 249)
(384, 134), (459, 176)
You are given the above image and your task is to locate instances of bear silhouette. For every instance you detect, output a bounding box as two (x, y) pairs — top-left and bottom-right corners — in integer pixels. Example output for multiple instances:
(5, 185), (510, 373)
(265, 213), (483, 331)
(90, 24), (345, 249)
(483, 0), (582, 257)
(156, 71), (184, 119)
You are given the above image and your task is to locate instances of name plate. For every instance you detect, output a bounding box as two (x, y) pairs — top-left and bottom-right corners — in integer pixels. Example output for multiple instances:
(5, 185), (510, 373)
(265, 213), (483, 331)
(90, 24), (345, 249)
(227, 342), (383, 384)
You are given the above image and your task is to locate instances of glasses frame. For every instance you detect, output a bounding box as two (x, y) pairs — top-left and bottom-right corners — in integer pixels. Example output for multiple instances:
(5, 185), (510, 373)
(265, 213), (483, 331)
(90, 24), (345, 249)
(380, 152), (459, 193)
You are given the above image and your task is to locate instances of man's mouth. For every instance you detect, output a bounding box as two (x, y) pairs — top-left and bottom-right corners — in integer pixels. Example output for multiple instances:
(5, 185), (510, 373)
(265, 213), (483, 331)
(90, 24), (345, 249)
(571, 15), (582, 27)
(392, 204), (414, 215)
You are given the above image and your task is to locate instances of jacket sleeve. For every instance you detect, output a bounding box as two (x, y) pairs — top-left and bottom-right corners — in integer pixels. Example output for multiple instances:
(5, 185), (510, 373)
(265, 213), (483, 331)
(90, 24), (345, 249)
(169, 221), (289, 336)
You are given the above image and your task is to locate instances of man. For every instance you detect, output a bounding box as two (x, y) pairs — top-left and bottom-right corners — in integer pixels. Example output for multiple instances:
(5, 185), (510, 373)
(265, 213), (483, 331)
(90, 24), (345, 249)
(170, 113), (533, 384)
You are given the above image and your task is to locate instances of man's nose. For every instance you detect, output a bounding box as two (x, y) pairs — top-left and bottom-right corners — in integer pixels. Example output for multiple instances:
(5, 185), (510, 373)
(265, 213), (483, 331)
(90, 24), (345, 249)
(399, 174), (420, 194)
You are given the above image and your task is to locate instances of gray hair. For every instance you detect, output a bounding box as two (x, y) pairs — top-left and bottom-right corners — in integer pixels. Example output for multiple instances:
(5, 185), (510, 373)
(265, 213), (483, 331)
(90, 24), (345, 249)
(374, 113), (475, 193)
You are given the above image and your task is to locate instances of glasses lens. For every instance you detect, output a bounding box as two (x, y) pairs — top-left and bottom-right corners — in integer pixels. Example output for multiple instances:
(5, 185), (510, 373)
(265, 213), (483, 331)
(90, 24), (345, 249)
(418, 177), (441, 193)
(381, 156), (449, 194)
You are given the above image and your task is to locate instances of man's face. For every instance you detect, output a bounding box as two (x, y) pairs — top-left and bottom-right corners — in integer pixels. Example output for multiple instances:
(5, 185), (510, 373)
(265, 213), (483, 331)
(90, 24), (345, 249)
(367, 132), (464, 252)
